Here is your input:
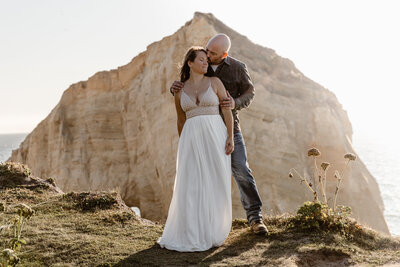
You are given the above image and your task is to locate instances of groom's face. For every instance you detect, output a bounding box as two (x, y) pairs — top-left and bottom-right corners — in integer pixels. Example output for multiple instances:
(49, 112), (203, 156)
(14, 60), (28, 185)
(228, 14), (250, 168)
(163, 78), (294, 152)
(206, 45), (225, 65)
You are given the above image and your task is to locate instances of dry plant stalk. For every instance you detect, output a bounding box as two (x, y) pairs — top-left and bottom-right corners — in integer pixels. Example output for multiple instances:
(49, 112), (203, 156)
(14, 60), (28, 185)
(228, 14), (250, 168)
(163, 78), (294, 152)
(333, 170), (342, 212)
(320, 162), (330, 204)
(289, 148), (357, 212)
(308, 147), (321, 202)
(333, 153), (357, 212)
(289, 168), (318, 202)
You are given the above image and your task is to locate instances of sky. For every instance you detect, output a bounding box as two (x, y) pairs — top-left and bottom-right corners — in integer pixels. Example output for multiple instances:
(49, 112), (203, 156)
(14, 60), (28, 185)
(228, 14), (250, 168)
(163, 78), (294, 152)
(1, 0), (400, 144)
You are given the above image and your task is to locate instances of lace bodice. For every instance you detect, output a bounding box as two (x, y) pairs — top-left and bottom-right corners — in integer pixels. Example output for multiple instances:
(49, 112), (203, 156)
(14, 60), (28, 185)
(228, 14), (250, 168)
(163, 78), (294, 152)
(180, 84), (220, 119)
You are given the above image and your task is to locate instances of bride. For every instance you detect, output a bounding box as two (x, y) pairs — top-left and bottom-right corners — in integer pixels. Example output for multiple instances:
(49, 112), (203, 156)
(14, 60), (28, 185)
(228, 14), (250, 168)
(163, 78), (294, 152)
(157, 46), (234, 252)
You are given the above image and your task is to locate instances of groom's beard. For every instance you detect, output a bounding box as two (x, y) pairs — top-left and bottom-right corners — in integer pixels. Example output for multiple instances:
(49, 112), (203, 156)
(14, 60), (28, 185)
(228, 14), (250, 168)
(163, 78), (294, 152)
(207, 58), (217, 65)
(208, 58), (224, 65)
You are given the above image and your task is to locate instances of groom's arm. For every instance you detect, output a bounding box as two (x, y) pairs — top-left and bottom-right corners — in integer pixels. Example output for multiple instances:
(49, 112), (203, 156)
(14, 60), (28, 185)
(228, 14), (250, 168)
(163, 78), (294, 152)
(233, 63), (255, 111)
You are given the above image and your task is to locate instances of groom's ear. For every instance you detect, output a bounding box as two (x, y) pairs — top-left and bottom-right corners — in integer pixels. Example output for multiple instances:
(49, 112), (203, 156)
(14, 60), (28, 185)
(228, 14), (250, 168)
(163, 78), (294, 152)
(222, 52), (228, 59)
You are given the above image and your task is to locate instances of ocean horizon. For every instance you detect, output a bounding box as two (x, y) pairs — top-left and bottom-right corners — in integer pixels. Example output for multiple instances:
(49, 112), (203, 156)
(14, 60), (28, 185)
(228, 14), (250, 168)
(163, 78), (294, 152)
(1, 132), (398, 236)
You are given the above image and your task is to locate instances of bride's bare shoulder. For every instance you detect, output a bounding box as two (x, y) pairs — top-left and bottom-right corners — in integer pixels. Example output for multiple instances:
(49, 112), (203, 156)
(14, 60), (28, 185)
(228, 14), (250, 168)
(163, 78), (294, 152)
(210, 77), (223, 90)
(210, 76), (222, 83)
(210, 77), (225, 92)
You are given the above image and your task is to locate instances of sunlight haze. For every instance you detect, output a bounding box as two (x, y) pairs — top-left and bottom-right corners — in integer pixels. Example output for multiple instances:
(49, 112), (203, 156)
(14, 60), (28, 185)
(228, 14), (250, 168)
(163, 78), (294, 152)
(1, 0), (399, 142)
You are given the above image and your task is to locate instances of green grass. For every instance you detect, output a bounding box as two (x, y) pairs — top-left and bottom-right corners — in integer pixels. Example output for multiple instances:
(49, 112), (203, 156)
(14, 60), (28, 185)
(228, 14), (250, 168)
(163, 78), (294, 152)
(1, 162), (399, 266)
(1, 187), (398, 266)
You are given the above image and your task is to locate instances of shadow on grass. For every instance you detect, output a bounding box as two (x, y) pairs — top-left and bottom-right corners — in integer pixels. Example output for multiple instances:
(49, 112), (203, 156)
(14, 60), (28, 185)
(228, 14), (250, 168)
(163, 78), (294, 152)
(113, 229), (269, 266)
(259, 230), (352, 266)
(113, 222), (355, 266)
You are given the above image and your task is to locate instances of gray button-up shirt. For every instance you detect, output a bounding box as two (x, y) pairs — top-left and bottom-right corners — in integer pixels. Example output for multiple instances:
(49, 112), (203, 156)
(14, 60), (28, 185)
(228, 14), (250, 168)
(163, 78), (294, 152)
(205, 56), (255, 133)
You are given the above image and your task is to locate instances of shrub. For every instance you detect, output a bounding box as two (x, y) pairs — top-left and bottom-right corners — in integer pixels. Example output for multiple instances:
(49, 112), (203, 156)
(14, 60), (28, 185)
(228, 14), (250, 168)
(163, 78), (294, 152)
(63, 192), (118, 212)
(0, 203), (34, 266)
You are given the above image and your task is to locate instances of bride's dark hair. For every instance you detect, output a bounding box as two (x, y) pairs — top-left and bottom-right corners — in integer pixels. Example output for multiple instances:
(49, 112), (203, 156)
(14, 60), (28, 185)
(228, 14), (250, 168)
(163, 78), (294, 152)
(180, 46), (207, 82)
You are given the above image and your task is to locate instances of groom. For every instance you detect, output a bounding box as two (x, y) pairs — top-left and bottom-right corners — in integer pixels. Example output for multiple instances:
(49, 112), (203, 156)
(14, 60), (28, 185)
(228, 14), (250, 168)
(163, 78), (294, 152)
(170, 33), (268, 235)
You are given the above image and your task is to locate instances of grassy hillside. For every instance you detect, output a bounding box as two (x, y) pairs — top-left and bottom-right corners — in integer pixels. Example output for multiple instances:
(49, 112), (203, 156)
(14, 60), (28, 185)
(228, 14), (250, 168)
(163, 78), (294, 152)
(1, 162), (399, 266)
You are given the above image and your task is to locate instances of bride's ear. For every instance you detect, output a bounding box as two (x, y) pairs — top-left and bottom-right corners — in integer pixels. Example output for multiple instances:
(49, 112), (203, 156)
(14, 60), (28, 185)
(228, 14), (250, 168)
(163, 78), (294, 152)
(187, 61), (193, 68)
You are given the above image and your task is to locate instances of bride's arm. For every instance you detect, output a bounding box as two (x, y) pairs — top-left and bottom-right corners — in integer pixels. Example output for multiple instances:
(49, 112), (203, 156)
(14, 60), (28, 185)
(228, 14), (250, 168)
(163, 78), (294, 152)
(212, 77), (234, 155)
(174, 91), (186, 137)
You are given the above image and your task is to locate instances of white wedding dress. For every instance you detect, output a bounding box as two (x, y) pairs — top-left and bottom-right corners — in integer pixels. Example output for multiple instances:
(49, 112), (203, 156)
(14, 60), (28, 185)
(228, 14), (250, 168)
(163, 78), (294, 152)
(157, 81), (232, 252)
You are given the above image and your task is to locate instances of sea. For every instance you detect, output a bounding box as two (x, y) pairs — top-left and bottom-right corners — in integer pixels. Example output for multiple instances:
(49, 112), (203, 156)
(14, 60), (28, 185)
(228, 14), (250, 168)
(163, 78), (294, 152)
(0, 132), (398, 236)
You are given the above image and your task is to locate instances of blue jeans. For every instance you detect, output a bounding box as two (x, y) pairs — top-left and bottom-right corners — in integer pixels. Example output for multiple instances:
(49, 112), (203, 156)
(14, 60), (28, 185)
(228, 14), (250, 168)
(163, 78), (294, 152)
(231, 131), (263, 224)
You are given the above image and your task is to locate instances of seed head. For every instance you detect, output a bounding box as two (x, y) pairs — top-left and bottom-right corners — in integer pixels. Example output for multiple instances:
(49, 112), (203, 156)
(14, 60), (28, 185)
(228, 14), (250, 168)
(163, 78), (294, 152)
(344, 153), (357, 161)
(289, 172), (293, 178)
(334, 171), (342, 180)
(2, 249), (19, 264)
(307, 147), (321, 157)
(15, 203), (34, 219)
(321, 162), (330, 171)
(2, 248), (17, 260)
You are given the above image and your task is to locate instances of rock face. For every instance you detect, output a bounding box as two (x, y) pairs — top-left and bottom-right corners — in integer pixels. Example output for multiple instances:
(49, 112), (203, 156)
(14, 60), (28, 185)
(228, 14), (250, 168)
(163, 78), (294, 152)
(9, 12), (389, 234)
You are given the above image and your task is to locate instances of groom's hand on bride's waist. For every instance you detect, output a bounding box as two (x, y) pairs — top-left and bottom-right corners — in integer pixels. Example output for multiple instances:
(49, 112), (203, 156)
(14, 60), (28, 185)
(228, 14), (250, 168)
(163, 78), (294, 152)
(170, 81), (185, 95)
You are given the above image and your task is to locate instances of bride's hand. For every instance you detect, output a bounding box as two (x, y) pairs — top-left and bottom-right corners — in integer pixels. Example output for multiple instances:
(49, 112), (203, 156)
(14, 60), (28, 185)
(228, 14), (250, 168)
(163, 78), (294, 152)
(225, 137), (234, 155)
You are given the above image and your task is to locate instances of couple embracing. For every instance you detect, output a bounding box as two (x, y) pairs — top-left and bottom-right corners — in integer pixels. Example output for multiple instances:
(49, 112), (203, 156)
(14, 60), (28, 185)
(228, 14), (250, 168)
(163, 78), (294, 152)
(157, 33), (268, 252)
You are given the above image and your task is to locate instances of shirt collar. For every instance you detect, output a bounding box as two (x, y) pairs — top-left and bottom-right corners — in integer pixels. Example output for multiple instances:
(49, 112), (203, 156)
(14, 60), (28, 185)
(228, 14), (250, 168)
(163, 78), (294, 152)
(222, 56), (231, 66)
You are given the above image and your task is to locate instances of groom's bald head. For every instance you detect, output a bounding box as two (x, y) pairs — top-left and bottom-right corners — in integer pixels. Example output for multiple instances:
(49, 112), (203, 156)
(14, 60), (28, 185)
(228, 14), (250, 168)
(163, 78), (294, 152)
(206, 33), (231, 64)
(207, 33), (231, 53)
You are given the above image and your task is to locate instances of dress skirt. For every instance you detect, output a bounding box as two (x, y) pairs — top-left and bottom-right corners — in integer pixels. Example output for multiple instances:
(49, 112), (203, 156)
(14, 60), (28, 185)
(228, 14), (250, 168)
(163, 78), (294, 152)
(157, 114), (232, 252)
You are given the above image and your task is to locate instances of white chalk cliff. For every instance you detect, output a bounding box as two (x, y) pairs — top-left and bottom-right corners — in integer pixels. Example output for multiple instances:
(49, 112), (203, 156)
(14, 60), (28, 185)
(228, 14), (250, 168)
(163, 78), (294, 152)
(9, 12), (389, 234)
